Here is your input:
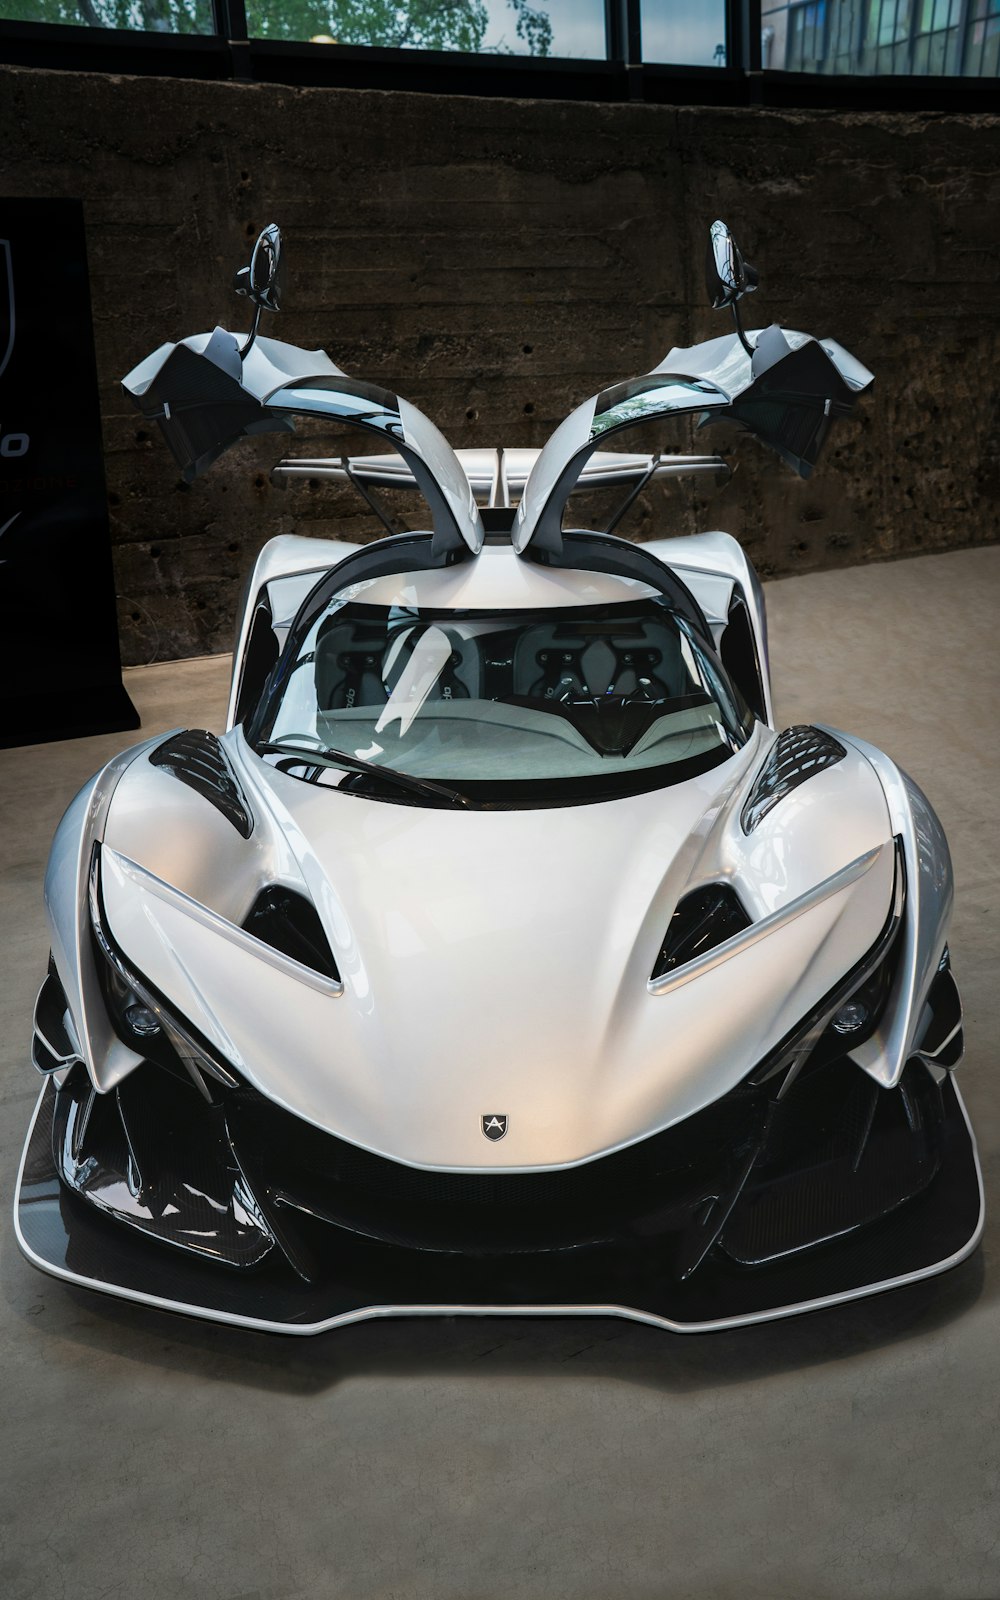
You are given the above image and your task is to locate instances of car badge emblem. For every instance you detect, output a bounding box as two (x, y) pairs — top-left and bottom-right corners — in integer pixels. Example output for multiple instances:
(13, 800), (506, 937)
(482, 1114), (508, 1142)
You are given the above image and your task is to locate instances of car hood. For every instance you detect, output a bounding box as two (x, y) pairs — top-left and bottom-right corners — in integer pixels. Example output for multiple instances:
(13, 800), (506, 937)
(99, 726), (894, 1170)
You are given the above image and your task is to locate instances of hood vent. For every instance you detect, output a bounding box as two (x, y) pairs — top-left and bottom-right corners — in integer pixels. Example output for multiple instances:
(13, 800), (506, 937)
(243, 887), (340, 983)
(150, 730), (253, 839)
(741, 725), (846, 835)
(652, 884), (752, 982)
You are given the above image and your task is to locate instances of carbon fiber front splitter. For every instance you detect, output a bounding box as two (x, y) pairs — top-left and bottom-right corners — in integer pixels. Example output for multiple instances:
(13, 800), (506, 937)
(15, 1076), (984, 1335)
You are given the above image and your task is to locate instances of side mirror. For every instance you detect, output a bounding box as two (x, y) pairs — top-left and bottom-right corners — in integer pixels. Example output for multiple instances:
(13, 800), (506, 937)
(705, 220), (758, 311)
(234, 222), (283, 313)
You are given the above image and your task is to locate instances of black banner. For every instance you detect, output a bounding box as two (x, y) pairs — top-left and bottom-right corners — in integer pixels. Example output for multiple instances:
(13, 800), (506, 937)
(0, 198), (138, 748)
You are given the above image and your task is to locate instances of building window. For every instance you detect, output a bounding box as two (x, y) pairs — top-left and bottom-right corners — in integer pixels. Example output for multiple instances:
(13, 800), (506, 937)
(243, 1), (607, 58)
(788, 0), (828, 69)
(639, 0), (728, 66)
(0, 0), (214, 30)
(762, 0), (999, 74)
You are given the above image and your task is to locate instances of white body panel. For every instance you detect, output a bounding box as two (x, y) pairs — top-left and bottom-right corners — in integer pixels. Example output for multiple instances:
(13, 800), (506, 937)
(44, 738), (165, 1091)
(837, 734), (954, 1088)
(97, 719), (894, 1170)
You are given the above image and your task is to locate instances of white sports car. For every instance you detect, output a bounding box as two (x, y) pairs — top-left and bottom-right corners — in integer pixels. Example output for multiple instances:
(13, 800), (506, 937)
(15, 223), (982, 1333)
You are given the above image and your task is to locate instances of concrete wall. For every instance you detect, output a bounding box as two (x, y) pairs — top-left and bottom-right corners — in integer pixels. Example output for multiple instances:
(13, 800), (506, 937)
(3, 64), (998, 665)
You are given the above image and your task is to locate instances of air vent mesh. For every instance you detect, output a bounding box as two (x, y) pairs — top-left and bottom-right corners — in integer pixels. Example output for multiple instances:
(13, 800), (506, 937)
(741, 725), (846, 835)
(149, 730), (253, 839)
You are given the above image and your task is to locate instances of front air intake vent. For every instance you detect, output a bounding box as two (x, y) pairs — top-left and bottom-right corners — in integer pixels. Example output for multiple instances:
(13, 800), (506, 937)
(741, 725), (846, 835)
(651, 884), (752, 982)
(149, 730), (253, 839)
(243, 887), (340, 982)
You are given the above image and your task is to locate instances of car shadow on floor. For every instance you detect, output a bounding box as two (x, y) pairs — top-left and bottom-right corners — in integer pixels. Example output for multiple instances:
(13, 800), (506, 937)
(4, 1236), (986, 1399)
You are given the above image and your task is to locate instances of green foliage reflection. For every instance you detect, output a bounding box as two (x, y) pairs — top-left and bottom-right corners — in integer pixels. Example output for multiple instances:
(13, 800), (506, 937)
(3, 0), (556, 53)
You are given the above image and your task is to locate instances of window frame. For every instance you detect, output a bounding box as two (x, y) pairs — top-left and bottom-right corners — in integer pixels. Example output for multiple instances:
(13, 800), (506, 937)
(0, 0), (997, 109)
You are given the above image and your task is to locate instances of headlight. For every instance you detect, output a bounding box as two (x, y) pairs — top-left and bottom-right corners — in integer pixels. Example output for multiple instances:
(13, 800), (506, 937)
(88, 845), (239, 1098)
(750, 836), (905, 1095)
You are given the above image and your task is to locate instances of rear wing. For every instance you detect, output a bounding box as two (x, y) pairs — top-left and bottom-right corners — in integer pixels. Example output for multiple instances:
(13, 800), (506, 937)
(270, 446), (730, 539)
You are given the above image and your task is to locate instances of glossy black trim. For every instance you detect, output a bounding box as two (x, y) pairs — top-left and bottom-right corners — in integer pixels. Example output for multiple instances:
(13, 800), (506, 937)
(720, 590), (767, 723)
(50, 1066), (275, 1269)
(741, 724), (847, 834)
(651, 883), (753, 981)
(36, 1047), (948, 1259)
(242, 887), (340, 983)
(17, 1065), (982, 1329)
(149, 729), (254, 838)
(233, 591), (279, 727)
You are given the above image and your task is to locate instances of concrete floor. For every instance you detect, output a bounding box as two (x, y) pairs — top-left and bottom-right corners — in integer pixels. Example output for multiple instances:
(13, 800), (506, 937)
(1, 546), (997, 1600)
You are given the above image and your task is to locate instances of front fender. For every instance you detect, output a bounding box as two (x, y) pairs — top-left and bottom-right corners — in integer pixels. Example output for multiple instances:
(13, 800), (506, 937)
(833, 731), (954, 1088)
(44, 738), (165, 1093)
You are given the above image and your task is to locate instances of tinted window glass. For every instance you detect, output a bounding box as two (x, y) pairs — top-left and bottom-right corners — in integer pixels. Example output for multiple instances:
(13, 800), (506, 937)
(253, 592), (752, 806)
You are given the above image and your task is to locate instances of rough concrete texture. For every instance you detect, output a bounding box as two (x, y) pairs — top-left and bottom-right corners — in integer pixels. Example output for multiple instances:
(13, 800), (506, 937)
(0, 546), (997, 1600)
(2, 65), (999, 664)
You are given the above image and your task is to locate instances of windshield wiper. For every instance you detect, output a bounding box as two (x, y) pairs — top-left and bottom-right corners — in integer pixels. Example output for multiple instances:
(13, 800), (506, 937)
(255, 740), (473, 810)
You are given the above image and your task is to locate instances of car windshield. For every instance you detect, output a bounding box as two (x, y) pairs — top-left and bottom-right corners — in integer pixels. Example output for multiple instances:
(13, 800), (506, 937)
(251, 591), (752, 806)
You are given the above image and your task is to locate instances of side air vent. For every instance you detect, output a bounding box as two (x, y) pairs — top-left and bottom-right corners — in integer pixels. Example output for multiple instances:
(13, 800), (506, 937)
(149, 730), (253, 839)
(243, 887), (340, 982)
(741, 725), (846, 835)
(651, 884), (752, 982)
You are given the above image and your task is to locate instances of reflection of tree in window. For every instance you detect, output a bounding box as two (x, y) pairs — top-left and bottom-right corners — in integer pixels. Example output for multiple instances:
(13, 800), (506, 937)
(591, 384), (709, 439)
(4, 0), (212, 29)
(247, 0), (554, 52)
(3, 0), (557, 51)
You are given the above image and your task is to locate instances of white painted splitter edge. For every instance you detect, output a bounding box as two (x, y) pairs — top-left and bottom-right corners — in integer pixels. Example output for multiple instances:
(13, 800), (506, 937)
(13, 1080), (984, 1338)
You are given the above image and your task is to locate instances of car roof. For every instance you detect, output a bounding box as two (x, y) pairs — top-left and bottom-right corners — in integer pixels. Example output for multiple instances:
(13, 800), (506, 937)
(330, 544), (661, 613)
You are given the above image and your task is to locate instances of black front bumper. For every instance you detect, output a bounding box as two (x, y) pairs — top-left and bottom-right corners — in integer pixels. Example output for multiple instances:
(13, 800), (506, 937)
(15, 1054), (983, 1334)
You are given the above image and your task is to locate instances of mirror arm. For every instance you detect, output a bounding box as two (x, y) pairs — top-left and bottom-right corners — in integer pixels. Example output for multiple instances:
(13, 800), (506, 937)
(731, 299), (754, 358)
(239, 299), (264, 360)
